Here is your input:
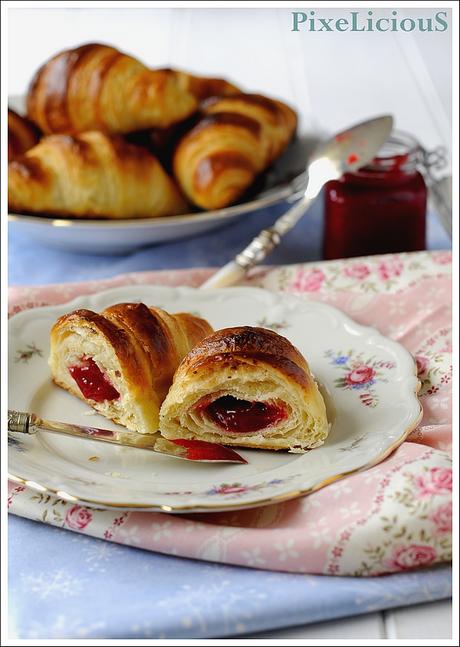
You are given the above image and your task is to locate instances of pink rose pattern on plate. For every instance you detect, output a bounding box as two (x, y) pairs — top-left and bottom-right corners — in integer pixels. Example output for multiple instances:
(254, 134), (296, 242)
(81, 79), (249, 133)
(325, 349), (395, 407)
(156, 476), (299, 498)
(8, 251), (452, 576)
(205, 478), (291, 497)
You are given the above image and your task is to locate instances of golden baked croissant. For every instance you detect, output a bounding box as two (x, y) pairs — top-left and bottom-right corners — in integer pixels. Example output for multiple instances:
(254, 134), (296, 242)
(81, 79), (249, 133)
(173, 93), (297, 210)
(49, 302), (214, 433)
(26, 43), (239, 136)
(8, 109), (41, 161)
(26, 43), (198, 134)
(159, 326), (329, 451)
(170, 69), (240, 102)
(126, 71), (240, 166)
(8, 131), (188, 218)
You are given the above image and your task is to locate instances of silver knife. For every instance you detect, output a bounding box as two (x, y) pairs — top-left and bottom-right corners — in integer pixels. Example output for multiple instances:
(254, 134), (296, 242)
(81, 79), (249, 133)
(8, 410), (247, 464)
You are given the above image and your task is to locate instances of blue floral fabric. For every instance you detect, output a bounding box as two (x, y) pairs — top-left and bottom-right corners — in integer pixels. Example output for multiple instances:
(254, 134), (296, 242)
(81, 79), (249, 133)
(9, 516), (451, 639)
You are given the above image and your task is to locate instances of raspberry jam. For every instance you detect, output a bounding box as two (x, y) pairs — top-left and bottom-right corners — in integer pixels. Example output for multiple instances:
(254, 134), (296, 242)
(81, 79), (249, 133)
(201, 395), (287, 434)
(69, 357), (120, 403)
(324, 132), (427, 259)
(167, 438), (247, 463)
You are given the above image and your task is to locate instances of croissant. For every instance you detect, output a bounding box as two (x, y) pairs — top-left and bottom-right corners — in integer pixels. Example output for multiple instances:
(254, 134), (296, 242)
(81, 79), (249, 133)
(26, 43), (198, 134)
(173, 93), (297, 210)
(170, 69), (240, 102)
(124, 72), (240, 168)
(8, 109), (41, 161)
(8, 131), (188, 218)
(49, 302), (214, 433)
(159, 326), (329, 452)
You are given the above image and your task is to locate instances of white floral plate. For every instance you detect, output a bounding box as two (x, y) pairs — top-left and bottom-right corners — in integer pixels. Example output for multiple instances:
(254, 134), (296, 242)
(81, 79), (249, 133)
(8, 286), (421, 513)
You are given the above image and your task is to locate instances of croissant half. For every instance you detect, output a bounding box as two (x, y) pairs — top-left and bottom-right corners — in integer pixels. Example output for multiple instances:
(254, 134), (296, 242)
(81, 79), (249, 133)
(49, 303), (213, 433)
(8, 131), (188, 218)
(159, 327), (329, 451)
(173, 93), (297, 210)
(8, 109), (41, 161)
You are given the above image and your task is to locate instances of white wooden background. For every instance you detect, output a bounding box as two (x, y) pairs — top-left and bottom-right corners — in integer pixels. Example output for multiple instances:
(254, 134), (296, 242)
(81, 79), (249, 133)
(7, 6), (453, 641)
(8, 6), (451, 154)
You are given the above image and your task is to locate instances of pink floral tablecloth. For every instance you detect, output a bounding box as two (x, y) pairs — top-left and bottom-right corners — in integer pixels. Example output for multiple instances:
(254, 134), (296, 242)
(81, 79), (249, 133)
(8, 251), (452, 576)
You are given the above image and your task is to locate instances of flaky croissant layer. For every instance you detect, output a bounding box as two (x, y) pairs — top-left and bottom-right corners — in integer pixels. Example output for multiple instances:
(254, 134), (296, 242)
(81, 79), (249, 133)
(49, 302), (213, 433)
(159, 326), (329, 451)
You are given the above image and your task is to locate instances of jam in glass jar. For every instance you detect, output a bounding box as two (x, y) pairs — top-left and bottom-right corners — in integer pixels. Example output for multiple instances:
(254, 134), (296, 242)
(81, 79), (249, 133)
(323, 131), (427, 260)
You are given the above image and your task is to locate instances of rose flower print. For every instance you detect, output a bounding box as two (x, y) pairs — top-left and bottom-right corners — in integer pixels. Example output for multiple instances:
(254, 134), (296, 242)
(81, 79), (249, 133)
(64, 505), (93, 530)
(386, 544), (437, 571)
(345, 365), (376, 389)
(325, 349), (395, 407)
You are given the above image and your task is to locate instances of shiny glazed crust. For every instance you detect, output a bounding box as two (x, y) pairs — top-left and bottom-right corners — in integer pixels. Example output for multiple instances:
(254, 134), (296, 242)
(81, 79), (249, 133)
(49, 302), (214, 433)
(8, 109), (41, 161)
(26, 43), (198, 134)
(170, 70), (240, 102)
(159, 326), (329, 451)
(8, 131), (188, 218)
(173, 93), (297, 210)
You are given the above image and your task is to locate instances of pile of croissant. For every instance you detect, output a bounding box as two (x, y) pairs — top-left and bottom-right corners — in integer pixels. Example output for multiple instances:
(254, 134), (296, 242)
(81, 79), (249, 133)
(8, 43), (297, 219)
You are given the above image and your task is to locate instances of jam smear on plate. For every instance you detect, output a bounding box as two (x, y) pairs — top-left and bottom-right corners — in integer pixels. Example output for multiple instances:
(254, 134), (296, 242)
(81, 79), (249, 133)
(69, 357), (120, 402)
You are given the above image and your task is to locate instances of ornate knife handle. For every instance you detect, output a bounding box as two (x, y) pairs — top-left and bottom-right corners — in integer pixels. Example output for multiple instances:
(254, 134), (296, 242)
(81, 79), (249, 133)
(8, 410), (38, 434)
(235, 228), (281, 270)
(233, 193), (313, 272)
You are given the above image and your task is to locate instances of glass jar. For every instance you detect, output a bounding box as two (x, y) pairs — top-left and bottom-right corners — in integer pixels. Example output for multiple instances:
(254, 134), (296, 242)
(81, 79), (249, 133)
(323, 131), (427, 260)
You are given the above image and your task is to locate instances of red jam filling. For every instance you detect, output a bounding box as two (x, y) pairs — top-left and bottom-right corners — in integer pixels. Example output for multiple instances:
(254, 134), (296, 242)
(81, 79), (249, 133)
(68, 357), (120, 403)
(200, 395), (287, 434)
